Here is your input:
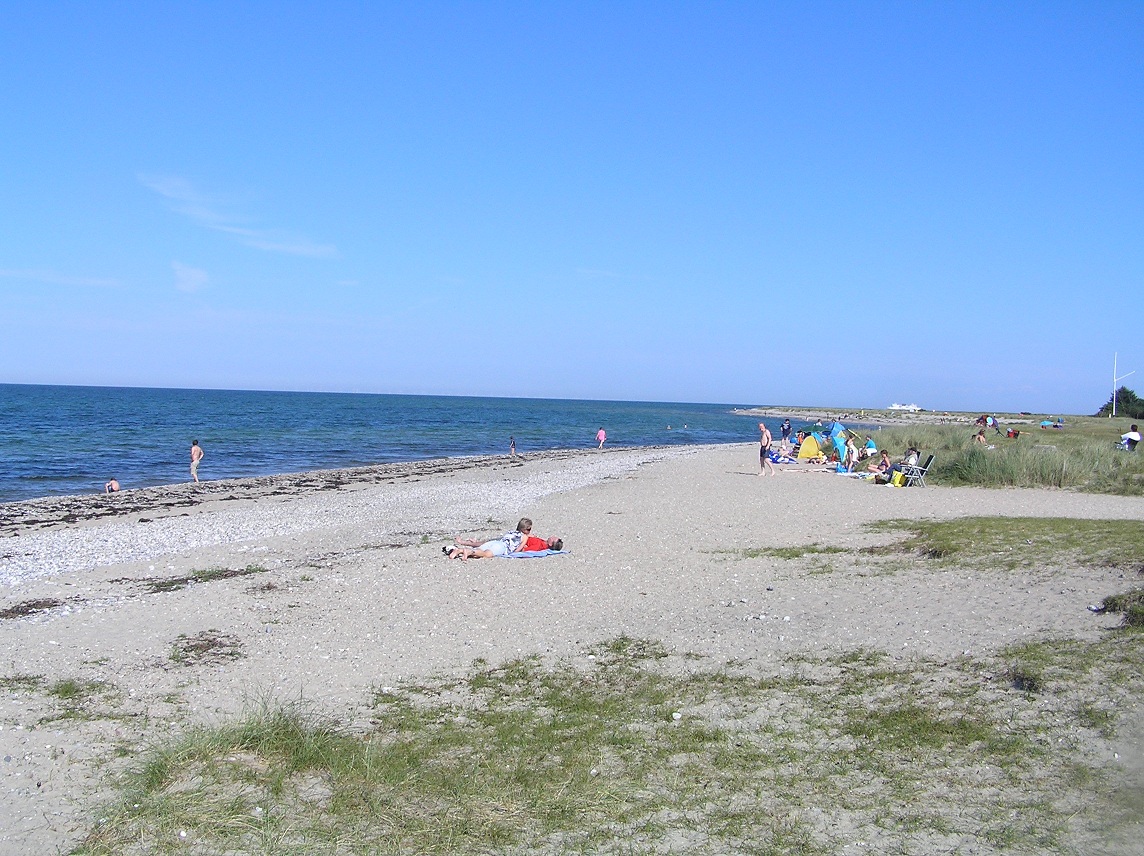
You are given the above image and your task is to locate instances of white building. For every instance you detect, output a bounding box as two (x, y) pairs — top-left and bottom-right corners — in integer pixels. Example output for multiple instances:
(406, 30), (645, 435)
(887, 403), (922, 412)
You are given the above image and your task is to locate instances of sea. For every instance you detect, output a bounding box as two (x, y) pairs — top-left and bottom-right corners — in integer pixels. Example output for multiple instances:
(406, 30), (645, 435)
(0, 384), (779, 504)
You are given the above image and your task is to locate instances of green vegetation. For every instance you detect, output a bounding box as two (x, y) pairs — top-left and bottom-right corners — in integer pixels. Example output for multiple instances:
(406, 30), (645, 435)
(41, 677), (117, 723)
(1095, 386), (1144, 420)
(77, 632), (1144, 855)
(727, 517), (1144, 582)
(868, 517), (1144, 571)
(0, 673), (44, 691)
(1102, 588), (1144, 628)
(140, 564), (268, 594)
(864, 419), (1144, 494)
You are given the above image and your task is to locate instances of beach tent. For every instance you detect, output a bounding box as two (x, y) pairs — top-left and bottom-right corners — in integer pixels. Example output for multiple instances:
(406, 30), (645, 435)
(828, 422), (849, 458)
(797, 433), (824, 459)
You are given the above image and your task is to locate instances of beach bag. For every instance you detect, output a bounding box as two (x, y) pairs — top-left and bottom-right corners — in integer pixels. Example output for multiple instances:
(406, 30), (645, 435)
(890, 471), (906, 487)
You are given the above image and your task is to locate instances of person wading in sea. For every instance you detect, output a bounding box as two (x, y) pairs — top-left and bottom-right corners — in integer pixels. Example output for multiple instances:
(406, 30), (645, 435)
(190, 440), (204, 483)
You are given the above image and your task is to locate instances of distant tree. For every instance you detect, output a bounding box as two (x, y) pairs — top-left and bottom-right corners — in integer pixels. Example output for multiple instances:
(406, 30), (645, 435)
(1095, 386), (1144, 419)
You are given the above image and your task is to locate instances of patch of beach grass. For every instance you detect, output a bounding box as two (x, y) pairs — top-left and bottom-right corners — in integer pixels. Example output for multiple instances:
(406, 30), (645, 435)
(867, 517), (1144, 572)
(76, 632), (1144, 855)
(43, 677), (118, 723)
(868, 421), (1144, 494)
(1101, 588), (1144, 628)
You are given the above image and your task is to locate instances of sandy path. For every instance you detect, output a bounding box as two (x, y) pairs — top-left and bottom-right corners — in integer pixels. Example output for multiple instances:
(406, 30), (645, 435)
(1, 444), (1142, 853)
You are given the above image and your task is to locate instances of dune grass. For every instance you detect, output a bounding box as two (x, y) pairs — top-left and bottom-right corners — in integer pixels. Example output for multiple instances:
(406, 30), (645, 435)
(74, 631), (1144, 856)
(861, 419), (1144, 494)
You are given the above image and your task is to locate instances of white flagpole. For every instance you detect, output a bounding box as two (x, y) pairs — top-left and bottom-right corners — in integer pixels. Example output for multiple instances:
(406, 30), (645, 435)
(1113, 353), (1136, 418)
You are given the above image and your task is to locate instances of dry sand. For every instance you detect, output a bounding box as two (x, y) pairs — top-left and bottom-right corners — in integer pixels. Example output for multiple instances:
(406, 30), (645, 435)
(2, 444), (1142, 853)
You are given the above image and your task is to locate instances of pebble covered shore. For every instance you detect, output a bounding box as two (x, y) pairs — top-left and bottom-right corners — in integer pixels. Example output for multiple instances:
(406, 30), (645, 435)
(0, 446), (685, 586)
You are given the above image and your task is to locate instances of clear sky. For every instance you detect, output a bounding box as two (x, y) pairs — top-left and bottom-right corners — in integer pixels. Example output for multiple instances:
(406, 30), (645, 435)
(1, 2), (1140, 414)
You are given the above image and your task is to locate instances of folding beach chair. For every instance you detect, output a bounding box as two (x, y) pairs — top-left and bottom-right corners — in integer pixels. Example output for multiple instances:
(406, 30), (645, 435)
(902, 454), (934, 487)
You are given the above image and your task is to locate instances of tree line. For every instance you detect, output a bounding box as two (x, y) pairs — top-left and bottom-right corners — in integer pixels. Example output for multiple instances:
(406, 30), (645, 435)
(1095, 387), (1144, 419)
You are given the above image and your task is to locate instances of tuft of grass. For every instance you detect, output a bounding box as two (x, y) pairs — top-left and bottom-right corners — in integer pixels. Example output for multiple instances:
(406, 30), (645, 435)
(1102, 588), (1144, 628)
(844, 702), (996, 752)
(1005, 663), (1043, 694)
(43, 677), (116, 722)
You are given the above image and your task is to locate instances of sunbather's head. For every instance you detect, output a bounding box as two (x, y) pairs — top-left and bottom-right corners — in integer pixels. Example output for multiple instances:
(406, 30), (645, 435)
(549, 537), (563, 551)
(517, 518), (533, 533)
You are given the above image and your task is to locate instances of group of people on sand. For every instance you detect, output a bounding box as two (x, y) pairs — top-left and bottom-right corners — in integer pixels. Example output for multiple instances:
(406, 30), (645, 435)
(761, 419), (883, 475)
(444, 518), (564, 560)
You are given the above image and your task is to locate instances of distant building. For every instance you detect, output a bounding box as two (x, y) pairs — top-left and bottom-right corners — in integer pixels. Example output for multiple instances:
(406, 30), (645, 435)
(888, 403), (922, 412)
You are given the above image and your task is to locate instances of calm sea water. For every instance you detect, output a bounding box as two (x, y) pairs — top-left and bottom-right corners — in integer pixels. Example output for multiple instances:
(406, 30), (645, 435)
(0, 384), (775, 503)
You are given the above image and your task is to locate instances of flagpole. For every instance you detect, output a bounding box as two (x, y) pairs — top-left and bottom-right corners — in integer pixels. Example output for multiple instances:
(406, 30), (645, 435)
(1113, 353), (1136, 418)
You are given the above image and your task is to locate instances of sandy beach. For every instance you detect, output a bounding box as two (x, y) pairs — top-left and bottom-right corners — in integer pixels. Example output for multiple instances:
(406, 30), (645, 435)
(2, 444), (1142, 854)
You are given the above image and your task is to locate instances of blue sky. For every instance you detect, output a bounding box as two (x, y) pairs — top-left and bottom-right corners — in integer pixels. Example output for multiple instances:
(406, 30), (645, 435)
(1, 2), (1140, 414)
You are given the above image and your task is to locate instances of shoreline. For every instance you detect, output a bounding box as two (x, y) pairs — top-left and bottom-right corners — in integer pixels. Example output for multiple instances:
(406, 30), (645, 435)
(0, 445), (679, 535)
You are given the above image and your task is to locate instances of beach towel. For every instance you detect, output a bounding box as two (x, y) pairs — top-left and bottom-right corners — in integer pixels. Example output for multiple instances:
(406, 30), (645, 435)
(502, 550), (570, 558)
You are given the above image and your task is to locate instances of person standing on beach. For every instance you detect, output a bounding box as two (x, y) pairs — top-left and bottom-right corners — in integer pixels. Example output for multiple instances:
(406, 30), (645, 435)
(596, 427), (606, 449)
(190, 439), (204, 483)
(509, 436), (516, 457)
(780, 419), (792, 445)
(758, 423), (775, 476)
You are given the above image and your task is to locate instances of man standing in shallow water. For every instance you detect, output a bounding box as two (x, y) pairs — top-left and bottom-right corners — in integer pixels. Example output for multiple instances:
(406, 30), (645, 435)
(190, 439), (204, 483)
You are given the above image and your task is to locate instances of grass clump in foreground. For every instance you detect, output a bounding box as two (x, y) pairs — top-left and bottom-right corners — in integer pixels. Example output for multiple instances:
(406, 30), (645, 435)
(867, 420), (1144, 494)
(77, 633), (1144, 855)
